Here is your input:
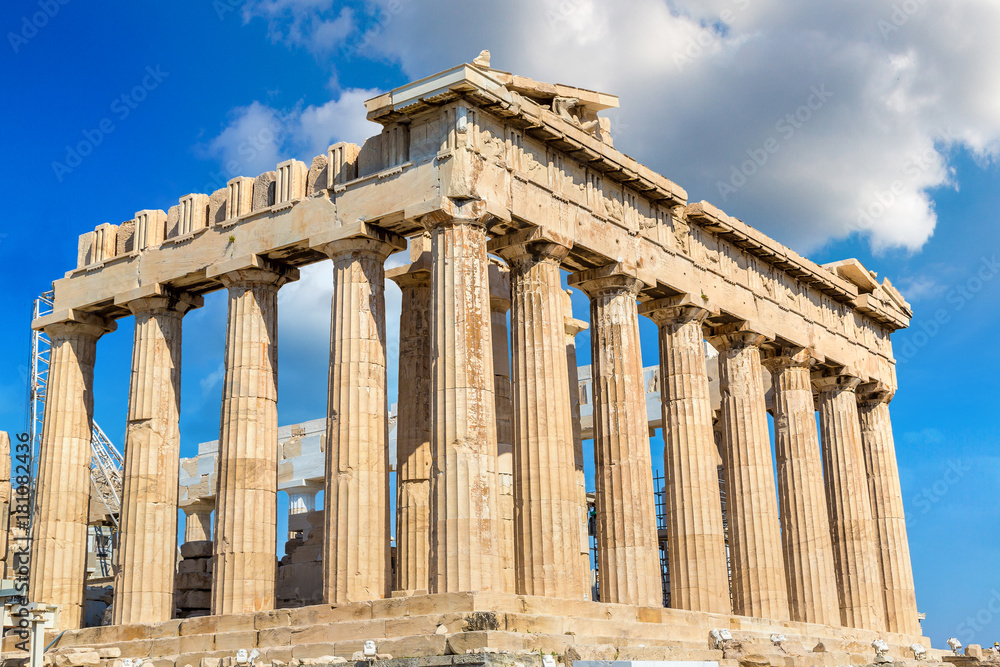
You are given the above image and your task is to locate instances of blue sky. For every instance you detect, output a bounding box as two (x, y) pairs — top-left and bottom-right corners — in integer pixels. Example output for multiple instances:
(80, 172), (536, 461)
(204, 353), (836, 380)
(2, 0), (999, 648)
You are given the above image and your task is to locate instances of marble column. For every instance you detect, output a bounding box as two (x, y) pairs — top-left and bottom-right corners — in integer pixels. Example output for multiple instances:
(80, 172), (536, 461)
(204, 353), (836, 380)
(858, 387), (920, 635)
(708, 326), (788, 620)
(563, 290), (592, 600)
(568, 266), (661, 607)
(426, 213), (502, 593)
(388, 253), (433, 594)
(496, 240), (586, 599)
(183, 502), (214, 543)
(489, 261), (517, 594)
(640, 298), (730, 614)
(115, 292), (200, 625)
(815, 371), (886, 631)
(212, 263), (296, 615)
(762, 350), (840, 626)
(30, 316), (114, 631)
(321, 234), (402, 603)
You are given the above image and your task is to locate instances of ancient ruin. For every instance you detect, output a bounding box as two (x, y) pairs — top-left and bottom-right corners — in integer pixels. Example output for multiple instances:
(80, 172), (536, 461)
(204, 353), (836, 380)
(2, 57), (942, 666)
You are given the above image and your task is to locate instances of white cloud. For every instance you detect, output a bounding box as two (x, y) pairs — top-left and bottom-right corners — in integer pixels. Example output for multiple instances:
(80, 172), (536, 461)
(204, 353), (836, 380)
(197, 101), (285, 177)
(198, 89), (382, 181)
(243, 1), (356, 55)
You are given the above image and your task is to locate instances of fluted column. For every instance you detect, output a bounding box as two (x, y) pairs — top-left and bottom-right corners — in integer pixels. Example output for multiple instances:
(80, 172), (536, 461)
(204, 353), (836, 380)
(321, 234), (402, 603)
(183, 502), (213, 543)
(708, 326), (788, 620)
(30, 316), (114, 631)
(563, 291), (592, 599)
(858, 387), (920, 635)
(762, 350), (839, 626)
(489, 261), (517, 594)
(568, 266), (660, 607)
(115, 292), (200, 625)
(388, 254), (432, 594)
(640, 298), (730, 614)
(495, 239), (586, 599)
(815, 371), (886, 631)
(426, 213), (502, 593)
(212, 262), (296, 615)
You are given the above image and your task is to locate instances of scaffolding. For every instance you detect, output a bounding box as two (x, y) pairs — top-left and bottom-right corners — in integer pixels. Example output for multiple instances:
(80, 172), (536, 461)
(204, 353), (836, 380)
(21, 291), (123, 569)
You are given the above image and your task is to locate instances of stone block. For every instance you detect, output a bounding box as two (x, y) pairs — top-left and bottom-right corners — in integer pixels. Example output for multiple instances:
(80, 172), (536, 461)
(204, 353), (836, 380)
(258, 626), (292, 647)
(177, 590), (212, 610)
(216, 613), (257, 633)
(180, 615), (218, 636)
(176, 572), (213, 590)
(117, 220), (136, 254)
(256, 609), (292, 630)
(97, 648), (122, 659)
(290, 643), (339, 661)
(180, 540), (213, 559)
(291, 619), (386, 645)
(564, 644), (617, 662)
(378, 634), (448, 659)
(214, 630), (257, 652)
(209, 188), (228, 225)
(253, 172), (276, 211)
(967, 645), (983, 659)
(261, 647), (293, 665)
(151, 637), (181, 656)
(117, 639), (154, 659)
(287, 602), (373, 626)
(307, 155), (329, 195)
(179, 632), (216, 655)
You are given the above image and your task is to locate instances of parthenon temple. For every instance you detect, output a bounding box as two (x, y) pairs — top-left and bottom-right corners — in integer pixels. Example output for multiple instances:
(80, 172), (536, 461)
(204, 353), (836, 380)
(5, 58), (935, 667)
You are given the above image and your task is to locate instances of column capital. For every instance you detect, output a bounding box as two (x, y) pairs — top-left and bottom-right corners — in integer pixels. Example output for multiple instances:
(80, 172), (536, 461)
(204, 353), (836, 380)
(638, 294), (712, 326)
(812, 368), (863, 393)
(418, 197), (491, 230)
(208, 254), (300, 287)
(488, 227), (573, 267)
(116, 285), (203, 316)
(317, 228), (406, 261)
(567, 262), (645, 298)
(41, 311), (117, 340)
(705, 321), (773, 351)
(760, 346), (823, 373)
(180, 498), (215, 514)
(387, 262), (431, 288)
(858, 380), (895, 405)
